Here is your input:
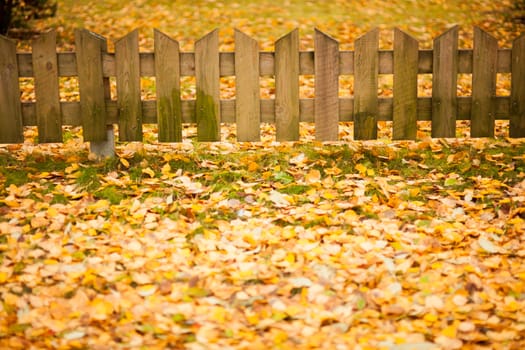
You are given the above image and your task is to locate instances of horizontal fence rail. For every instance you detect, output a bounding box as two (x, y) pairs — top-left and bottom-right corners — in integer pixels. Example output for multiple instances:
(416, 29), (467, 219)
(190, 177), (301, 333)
(0, 27), (524, 145)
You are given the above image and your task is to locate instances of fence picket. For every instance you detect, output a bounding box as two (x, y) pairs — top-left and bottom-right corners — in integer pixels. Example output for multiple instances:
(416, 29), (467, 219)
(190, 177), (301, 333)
(354, 29), (379, 140)
(510, 33), (525, 138)
(195, 29), (220, 141)
(115, 29), (142, 141)
(0, 35), (23, 143)
(75, 29), (108, 142)
(235, 30), (261, 141)
(471, 27), (498, 137)
(314, 29), (339, 141)
(3, 28), (523, 146)
(275, 29), (300, 141)
(393, 28), (418, 140)
(154, 29), (182, 142)
(432, 26), (459, 138)
(33, 30), (62, 143)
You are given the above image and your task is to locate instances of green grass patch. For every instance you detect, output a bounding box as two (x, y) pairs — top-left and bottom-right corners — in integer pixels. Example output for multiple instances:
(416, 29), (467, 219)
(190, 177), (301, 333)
(95, 186), (125, 205)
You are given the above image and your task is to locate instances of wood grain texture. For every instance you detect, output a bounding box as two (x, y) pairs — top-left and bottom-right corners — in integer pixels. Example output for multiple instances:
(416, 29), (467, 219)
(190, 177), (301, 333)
(432, 26), (459, 138)
(33, 30), (62, 143)
(393, 28), (418, 140)
(16, 48), (514, 78)
(235, 29), (260, 141)
(471, 27), (498, 137)
(115, 29), (142, 141)
(0, 35), (23, 143)
(510, 33), (525, 138)
(275, 29), (300, 141)
(75, 29), (108, 142)
(154, 29), (182, 142)
(314, 29), (339, 141)
(195, 29), (220, 141)
(354, 28), (379, 140)
(18, 96), (513, 127)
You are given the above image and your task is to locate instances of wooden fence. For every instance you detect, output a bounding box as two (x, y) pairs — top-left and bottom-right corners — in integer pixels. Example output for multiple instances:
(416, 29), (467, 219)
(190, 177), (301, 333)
(0, 26), (524, 148)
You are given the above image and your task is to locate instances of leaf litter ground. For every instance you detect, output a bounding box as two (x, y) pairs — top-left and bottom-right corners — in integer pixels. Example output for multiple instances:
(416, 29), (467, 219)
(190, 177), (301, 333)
(1, 125), (525, 349)
(3, 0), (525, 348)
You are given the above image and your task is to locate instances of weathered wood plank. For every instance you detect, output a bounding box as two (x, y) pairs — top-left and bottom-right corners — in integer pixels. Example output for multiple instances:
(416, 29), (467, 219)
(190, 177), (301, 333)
(33, 30), (62, 143)
(195, 29), (220, 141)
(432, 26), (459, 138)
(115, 29), (142, 141)
(15, 48), (514, 78)
(75, 29), (108, 141)
(314, 29), (339, 141)
(354, 28), (379, 140)
(0, 35), (24, 143)
(260, 52), (274, 76)
(19, 96), (513, 127)
(471, 27), (498, 137)
(235, 30), (260, 141)
(510, 33), (525, 137)
(275, 29), (300, 141)
(393, 28), (418, 140)
(154, 29), (182, 142)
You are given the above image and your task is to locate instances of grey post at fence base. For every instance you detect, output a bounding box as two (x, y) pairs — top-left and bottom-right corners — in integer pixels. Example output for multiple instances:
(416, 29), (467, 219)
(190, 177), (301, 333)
(89, 125), (115, 159)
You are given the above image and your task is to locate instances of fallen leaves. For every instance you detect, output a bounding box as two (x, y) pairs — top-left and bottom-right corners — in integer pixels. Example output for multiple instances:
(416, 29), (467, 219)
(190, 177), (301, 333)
(1, 0), (525, 346)
(1, 132), (525, 348)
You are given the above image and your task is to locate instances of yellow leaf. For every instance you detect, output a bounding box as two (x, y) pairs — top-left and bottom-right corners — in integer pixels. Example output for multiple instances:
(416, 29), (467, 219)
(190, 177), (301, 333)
(242, 234), (257, 246)
(246, 312), (259, 325)
(4, 293), (18, 306)
(305, 169), (321, 184)
(142, 167), (155, 178)
(321, 190), (336, 200)
(90, 297), (114, 320)
(431, 262), (442, 269)
(82, 270), (96, 285)
(424, 313), (438, 323)
(355, 163), (367, 175)
(3, 199), (19, 208)
(390, 241), (403, 251)
(409, 188), (420, 197)
(210, 306), (228, 323)
(248, 161), (259, 172)
(161, 163), (172, 176)
(65, 163), (79, 174)
(273, 329), (288, 344)
(120, 157), (130, 168)
(137, 284), (157, 297)
(46, 207), (59, 217)
(0, 271), (9, 283)
(442, 324), (457, 338)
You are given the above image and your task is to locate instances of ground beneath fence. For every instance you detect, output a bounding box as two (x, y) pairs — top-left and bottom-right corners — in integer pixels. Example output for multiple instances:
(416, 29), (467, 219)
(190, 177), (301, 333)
(1, 125), (525, 349)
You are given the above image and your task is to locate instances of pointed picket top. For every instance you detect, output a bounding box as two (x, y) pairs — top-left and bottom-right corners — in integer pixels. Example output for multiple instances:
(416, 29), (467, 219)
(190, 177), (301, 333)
(195, 29), (220, 141)
(354, 28), (379, 140)
(154, 29), (182, 142)
(431, 25), (459, 138)
(0, 34), (23, 143)
(235, 29), (261, 141)
(33, 29), (62, 143)
(75, 29), (108, 142)
(275, 29), (300, 141)
(510, 32), (525, 137)
(314, 28), (339, 141)
(115, 29), (142, 141)
(471, 26), (498, 137)
(393, 28), (418, 140)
